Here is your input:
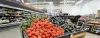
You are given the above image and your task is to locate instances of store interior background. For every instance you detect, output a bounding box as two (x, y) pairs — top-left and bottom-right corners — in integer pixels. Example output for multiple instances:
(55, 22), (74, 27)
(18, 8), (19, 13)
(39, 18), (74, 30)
(24, 0), (100, 15)
(0, 0), (100, 38)
(24, 0), (100, 38)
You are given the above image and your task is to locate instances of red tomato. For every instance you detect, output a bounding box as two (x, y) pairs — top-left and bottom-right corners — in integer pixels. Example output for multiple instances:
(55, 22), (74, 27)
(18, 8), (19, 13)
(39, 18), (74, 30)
(30, 28), (33, 31)
(41, 25), (44, 27)
(34, 32), (38, 36)
(38, 35), (42, 38)
(45, 34), (50, 37)
(47, 37), (50, 38)
(50, 36), (53, 38)
(52, 34), (56, 37)
(40, 30), (44, 33)
(47, 30), (51, 34)
(56, 33), (59, 36)
(28, 33), (32, 37)
(33, 36), (37, 38)
(36, 31), (39, 33)
(26, 30), (31, 34)
(31, 31), (35, 35)
(30, 36), (32, 38)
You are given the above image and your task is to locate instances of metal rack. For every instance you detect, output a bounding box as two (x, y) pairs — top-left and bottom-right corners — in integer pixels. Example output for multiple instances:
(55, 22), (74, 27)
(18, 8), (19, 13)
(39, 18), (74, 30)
(0, 0), (44, 13)
(0, 0), (44, 27)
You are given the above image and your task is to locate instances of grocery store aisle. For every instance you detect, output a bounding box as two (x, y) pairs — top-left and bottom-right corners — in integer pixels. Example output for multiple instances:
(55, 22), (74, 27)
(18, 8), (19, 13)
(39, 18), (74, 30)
(0, 26), (22, 38)
(85, 32), (100, 38)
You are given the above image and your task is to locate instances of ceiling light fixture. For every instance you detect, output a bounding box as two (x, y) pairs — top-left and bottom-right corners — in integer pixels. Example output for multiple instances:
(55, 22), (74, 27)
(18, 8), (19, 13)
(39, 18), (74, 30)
(75, 0), (83, 5)
(60, 1), (75, 3)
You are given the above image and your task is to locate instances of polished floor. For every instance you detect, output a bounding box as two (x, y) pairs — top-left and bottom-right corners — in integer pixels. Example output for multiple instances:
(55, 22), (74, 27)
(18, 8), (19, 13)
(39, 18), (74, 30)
(85, 32), (100, 38)
(0, 26), (22, 38)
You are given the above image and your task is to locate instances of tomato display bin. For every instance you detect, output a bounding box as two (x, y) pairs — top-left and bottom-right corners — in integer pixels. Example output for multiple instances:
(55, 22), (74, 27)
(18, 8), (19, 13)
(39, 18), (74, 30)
(22, 31), (70, 38)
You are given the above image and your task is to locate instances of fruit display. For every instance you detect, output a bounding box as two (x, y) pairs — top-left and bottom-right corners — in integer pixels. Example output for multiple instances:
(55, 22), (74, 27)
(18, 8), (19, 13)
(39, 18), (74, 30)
(25, 18), (64, 38)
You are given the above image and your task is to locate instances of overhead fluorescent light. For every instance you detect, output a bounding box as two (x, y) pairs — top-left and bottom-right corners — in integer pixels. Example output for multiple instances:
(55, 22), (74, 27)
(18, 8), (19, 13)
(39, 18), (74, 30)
(25, 3), (31, 4)
(67, 1), (75, 3)
(75, 0), (83, 5)
(60, 1), (75, 3)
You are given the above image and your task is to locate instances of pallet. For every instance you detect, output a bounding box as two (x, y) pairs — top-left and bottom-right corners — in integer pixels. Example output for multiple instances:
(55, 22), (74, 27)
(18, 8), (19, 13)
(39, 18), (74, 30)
(70, 32), (86, 38)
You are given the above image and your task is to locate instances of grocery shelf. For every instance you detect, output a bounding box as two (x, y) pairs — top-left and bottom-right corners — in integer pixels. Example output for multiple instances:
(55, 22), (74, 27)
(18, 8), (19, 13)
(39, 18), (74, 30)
(0, 0), (44, 13)
(87, 23), (100, 35)
(0, 21), (26, 27)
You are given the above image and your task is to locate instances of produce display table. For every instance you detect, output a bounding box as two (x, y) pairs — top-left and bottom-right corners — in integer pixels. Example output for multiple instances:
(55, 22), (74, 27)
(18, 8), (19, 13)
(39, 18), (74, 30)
(0, 25), (23, 38)
(87, 22), (100, 34)
(70, 32), (86, 38)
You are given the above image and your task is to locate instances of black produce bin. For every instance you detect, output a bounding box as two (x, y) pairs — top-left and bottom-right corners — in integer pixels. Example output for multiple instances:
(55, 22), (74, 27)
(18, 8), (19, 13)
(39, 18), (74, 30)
(22, 31), (70, 38)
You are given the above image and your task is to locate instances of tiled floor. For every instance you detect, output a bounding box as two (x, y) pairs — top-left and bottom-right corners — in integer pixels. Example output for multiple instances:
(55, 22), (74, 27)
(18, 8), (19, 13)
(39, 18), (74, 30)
(85, 32), (100, 38)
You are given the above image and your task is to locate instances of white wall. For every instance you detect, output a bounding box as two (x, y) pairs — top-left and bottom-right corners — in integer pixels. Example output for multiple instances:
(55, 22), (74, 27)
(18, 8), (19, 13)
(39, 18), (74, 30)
(59, 5), (81, 15)
(68, 6), (81, 15)
(80, 0), (100, 15)
(59, 0), (100, 15)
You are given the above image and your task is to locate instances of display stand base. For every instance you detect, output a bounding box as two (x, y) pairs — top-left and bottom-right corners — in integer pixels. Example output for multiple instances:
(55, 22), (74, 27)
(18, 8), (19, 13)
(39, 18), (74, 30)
(70, 32), (86, 38)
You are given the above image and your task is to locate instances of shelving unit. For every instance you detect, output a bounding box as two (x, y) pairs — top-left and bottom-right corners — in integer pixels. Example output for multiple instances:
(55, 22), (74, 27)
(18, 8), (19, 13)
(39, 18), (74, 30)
(0, 0), (45, 38)
(0, 0), (44, 27)
(0, 0), (43, 13)
(87, 22), (100, 35)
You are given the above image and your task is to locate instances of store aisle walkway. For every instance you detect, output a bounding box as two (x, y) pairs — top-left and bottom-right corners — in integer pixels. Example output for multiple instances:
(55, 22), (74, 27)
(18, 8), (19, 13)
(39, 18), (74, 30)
(85, 32), (100, 38)
(0, 26), (22, 38)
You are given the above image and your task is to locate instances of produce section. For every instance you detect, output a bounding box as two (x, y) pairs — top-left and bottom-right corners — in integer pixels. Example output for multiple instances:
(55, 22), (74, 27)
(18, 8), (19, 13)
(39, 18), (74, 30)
(87, 23), (100, 35)
(0, 4), (87, 38)
(87, 16), (100, 35)
(0, 0), (46, 38)
(0, 0), (98, 38)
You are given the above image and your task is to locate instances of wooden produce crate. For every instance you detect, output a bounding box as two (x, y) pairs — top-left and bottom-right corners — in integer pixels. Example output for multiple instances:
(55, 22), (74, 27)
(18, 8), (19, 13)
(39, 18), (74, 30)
(70, 32), (86, 38)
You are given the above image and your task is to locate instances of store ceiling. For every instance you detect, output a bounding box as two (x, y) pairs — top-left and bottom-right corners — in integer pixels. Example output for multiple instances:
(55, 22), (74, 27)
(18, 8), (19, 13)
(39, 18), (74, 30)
(24, 0), (93, 9)
(36, 0), (80, 6)
(36, 0), (93, 6)
(24, 0), (93, 5)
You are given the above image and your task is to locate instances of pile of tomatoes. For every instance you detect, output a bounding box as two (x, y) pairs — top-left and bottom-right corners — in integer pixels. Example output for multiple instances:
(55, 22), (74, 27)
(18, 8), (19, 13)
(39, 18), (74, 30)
(25, 18), (64, 38)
